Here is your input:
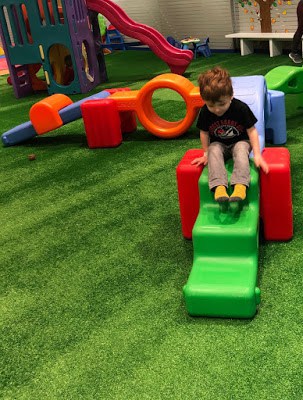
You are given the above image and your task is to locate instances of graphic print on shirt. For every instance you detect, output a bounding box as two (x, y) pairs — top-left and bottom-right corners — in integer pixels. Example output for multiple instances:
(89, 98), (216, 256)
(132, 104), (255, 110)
(210, 119), (244, 140)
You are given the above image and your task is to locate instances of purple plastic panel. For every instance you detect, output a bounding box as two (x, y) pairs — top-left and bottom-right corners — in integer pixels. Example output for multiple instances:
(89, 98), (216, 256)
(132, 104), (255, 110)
(0, 9), (33, 98)
(89, 10), (107, 83)
(64, 0), (106, 93)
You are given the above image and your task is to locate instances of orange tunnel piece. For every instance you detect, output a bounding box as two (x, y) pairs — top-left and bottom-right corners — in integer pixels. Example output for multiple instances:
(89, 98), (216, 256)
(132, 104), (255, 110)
(29, 94), (73, 135)
(110, 73), (204, 139)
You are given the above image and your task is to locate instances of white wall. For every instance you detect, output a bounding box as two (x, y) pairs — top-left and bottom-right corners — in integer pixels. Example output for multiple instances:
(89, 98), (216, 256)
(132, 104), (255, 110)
(110, 0), (236, 49)
(104, 1), (298, 50)
(158, 0), (235, 49)
(108, 0), (161, 40)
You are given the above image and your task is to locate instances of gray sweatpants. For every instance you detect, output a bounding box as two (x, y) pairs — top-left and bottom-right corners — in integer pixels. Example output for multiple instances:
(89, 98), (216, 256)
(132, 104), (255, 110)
(208, 140), (252, 190)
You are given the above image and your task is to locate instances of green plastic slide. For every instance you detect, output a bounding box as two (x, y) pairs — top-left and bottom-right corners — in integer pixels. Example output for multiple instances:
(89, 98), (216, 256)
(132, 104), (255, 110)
(265, 65), (303, 94)
(183, 161), (261, 318)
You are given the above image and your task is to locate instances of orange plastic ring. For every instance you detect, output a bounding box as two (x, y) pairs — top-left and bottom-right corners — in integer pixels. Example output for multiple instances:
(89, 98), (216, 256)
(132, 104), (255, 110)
(136, 73), (203, 138)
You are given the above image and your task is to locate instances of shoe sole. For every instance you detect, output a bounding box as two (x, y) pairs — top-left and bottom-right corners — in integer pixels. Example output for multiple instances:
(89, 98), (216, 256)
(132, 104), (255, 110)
(216, 196), (229, 202)
(289, 54), (302, 64)
(229, 196), (245, 202)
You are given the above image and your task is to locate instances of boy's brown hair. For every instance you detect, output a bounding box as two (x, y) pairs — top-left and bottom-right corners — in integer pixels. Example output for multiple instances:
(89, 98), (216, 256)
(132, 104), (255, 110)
(198, 66), (233, 103)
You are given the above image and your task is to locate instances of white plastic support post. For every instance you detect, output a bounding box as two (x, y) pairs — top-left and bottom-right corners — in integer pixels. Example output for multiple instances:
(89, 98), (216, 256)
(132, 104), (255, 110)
(240, 39), (254, 56)
(269, 40), (282, 57)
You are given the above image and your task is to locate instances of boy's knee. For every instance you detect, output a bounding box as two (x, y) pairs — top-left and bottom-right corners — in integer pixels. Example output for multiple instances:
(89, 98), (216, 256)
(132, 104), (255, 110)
(233, 141), (250, 156)
(209, 143), (224, 157)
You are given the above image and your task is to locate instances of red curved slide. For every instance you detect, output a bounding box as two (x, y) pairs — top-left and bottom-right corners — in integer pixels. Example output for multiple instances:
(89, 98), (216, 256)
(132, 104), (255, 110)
(86, 0), (193, 75)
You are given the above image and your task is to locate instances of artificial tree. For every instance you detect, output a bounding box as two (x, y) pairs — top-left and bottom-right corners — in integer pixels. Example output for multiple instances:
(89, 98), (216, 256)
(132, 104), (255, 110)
(237, 0), (278, 33)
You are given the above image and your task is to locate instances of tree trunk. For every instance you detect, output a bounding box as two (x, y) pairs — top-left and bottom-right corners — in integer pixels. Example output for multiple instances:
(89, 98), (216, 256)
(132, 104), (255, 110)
(256, 0), (275, 33)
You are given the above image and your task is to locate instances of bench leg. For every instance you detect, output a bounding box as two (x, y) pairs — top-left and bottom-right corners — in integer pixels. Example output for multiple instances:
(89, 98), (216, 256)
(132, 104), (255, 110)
(240, 39), (254, 56)
(269, 40), (282, 57)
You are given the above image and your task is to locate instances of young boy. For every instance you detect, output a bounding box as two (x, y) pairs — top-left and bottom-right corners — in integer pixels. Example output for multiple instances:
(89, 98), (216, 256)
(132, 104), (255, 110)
(191, 66), (269, 202)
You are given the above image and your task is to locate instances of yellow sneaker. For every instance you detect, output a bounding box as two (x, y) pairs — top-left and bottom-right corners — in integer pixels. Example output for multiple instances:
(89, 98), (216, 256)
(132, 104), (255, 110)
(214, 185), (229, 202)
(229, 184), (246, 202)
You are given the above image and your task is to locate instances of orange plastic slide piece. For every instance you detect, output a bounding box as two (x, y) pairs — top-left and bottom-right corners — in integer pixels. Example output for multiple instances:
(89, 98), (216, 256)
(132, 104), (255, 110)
(29, 94), (73, 135)
(110, 73), (204, 138)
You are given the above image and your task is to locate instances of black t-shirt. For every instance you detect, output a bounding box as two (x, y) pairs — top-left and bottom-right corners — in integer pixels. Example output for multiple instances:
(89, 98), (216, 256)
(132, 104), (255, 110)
(196, 98), (257, 146)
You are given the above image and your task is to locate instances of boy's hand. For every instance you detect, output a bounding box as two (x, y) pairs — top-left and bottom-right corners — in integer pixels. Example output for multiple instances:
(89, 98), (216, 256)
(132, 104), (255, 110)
(254, 154), (269, 174)
(191, 154), (208, 167)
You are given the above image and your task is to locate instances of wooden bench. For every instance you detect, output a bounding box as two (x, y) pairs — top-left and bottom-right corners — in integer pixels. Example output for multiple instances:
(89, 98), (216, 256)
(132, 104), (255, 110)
(225, 32), (301, 57)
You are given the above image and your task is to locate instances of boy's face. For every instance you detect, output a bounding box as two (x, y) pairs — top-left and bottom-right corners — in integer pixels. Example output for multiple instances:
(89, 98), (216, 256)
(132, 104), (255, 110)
(204, 95), (233, 117)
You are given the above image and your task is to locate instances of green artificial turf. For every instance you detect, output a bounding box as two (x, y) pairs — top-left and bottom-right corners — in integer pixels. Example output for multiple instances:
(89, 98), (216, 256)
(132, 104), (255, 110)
(1, 51), (303, 400)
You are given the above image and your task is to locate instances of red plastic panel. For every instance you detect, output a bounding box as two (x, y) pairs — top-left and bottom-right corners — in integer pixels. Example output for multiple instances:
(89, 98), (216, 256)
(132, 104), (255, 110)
(81, 99), (122, 148)
(106, 88), (137, 133)
(176, 149), (204, 239)
(260, 147), (293, 241)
